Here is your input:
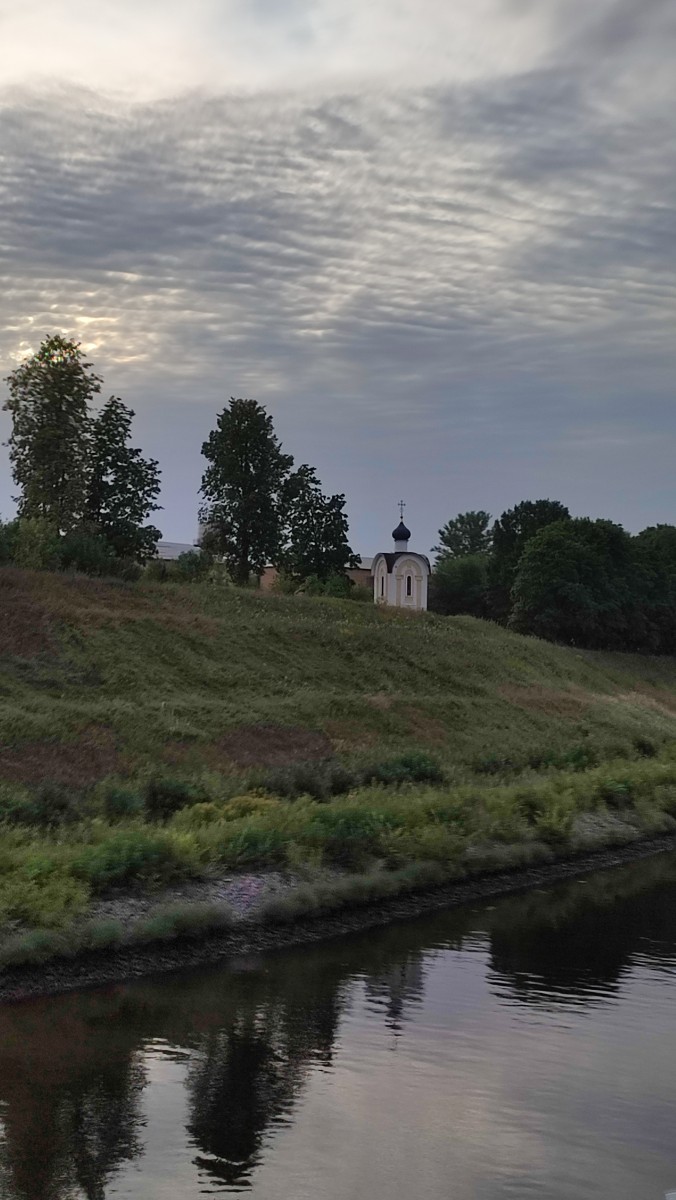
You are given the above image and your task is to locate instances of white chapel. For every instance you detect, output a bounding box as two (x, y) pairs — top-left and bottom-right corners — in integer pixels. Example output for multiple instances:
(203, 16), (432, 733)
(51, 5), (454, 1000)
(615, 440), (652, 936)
(371, 506), (431, 611)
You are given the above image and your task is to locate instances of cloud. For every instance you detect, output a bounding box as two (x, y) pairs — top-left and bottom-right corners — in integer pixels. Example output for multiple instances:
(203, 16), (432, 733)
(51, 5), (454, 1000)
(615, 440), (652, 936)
(0, 0), (675, 548)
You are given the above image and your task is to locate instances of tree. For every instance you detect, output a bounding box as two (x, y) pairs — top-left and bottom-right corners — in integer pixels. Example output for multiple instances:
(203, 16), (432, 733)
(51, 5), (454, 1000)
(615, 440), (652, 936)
(278, 464), (359, 584)
(199, 399), (294, 585)
(632, 525), (676, 653)
(3, 336), (97, 530)
(429, 553), (489, 617)
(432, 511), (492, 560)
(510, 518), (639, 648)
(488, 499), (571, 621)
(86, 396), (162, 562)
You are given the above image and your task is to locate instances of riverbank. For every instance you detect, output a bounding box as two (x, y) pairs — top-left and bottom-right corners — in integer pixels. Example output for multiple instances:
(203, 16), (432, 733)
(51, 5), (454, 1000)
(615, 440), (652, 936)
(2, 831), (675, 1004)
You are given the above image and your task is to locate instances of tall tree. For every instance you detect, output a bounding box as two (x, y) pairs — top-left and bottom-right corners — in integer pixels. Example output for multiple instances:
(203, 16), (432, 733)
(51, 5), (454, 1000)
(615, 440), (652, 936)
(510, 518), (639, 648)
(279, 465), (359, 583)
(488, 498), (571, 621)
(199, 398), (293, 585)
(86, 396), (162, 562)
(3, 336), (97, 530)
(432, 510), (492, 560)
(430, 552), (489, 617)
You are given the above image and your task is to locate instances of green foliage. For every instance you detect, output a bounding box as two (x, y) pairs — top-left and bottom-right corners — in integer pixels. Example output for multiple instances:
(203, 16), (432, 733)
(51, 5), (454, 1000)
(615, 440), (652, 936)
(72, 829), (198, 890)
(510, 518), (643, 649)
(133, 901), (235, 942)
(361, 752), (445, 787)
(430, 553), (489, 617)
(432, 510), (492, 559)
(57, 526), (117, 576)
(175, 549), (212, 582)
(101, 785), (144, 822)
(143, 777), (206, 822)
(0, 517), (19, 564)
(0, 783), (81, 829)
(278, 463), (359, 584)
(200, 397), (294, 585)
(12, 516), (61, 570)
(3, 336), (96, 530)
(489, 498), (571, 622)
(86, 395), (162, 562)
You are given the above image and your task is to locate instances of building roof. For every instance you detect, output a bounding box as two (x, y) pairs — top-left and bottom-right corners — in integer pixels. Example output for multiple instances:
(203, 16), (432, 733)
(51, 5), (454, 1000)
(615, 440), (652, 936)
(156, 541), (197, 560)
(371, 551), (431, 574)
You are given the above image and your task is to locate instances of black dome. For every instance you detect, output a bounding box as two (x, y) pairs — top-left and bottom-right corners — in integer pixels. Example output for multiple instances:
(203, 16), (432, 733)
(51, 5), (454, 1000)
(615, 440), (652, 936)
(392, 520), (411, 541)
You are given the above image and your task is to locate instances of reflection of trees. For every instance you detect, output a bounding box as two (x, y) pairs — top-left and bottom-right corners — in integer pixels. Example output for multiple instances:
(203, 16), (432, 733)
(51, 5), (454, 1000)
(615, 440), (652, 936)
(486, 853), (676, 1005)
(2, 850), (676, 1198)
(0, 997), (144, 1200)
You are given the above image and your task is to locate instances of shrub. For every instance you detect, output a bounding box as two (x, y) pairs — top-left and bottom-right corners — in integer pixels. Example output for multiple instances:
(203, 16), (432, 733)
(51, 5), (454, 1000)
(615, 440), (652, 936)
(57, 528), (117, 576)
(102, 785), (144, 822)
(634, 736), (658, 759)
(361, 752), (445, 787)
(0, 871), (90, 928)
(12, 517), (61, 570)
(72, 829), (198, 890)
(134, 901), (235, 943)
(11, 783), (82, 829)
(259, 761), (357, 801)
(143, 777), (206, 822)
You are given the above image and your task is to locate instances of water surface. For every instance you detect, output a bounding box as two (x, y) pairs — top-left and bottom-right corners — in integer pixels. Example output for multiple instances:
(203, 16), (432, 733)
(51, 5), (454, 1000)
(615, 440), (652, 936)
(2, 853), (676, 1199)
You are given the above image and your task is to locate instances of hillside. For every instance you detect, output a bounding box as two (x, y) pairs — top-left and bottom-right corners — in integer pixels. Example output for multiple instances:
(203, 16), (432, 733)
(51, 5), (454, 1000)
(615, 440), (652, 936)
(1, 567), (676, 787)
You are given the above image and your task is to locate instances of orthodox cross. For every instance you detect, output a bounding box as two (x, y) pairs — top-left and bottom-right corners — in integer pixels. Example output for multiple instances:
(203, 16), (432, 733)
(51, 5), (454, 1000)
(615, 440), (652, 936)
(398, 500), (406, 521)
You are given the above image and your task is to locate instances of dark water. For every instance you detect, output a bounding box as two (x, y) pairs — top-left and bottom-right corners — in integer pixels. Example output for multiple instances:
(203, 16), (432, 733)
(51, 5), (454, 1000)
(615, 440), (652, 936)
(2, 856), (676, 1200)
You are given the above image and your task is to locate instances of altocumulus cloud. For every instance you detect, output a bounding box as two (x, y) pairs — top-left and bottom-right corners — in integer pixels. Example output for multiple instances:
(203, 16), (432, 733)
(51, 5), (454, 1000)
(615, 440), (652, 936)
(0, 0), (675, 549)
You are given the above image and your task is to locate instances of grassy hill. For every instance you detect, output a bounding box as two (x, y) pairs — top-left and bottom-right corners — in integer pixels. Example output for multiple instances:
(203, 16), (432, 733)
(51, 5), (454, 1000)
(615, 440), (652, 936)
(2, 566), (676, 961)
(2, 566), (676, 786)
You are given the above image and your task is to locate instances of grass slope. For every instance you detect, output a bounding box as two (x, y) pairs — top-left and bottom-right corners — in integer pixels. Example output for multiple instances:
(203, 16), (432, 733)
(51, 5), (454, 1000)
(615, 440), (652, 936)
(1, 566), (676, 782)
(2, 567), (676, 962)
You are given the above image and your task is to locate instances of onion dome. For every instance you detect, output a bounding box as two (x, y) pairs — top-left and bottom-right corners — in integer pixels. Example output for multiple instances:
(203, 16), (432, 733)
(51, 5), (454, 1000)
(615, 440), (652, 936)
(392, 520), (411, 542)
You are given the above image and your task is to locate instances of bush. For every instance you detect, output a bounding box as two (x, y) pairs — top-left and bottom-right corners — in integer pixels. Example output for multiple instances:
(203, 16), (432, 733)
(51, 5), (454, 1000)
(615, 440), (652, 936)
(361, 752), (445, 787)
(73, 830), (198, 890)
(143, 777), (206, 822)
(3, 783), (82, 829)
(57, 528), (117, 576)
(259, 761), (358, 801)
(12, 517), (61, 570)
(175, 550), (211, 582)
(0, 517), (19, 565)
(102, 785), (144, 821)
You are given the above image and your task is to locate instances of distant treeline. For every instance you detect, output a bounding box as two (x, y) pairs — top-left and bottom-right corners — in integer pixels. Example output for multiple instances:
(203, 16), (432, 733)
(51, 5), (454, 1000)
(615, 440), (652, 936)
(430, 504), (676, 652)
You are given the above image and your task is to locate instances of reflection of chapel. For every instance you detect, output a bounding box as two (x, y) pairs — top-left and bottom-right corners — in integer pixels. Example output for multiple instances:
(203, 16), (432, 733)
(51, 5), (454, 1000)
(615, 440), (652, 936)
(371, 505), (430, 611)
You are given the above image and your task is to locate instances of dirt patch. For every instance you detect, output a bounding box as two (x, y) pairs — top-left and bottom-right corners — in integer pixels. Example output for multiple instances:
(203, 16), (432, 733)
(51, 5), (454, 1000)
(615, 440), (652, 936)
(215, 724), (333, 768)
(608, 687), (676, 719)
(0, 573), (55, 658)
(403, 706), (450, 745)
(366, 692), (396, 710)
(0, 726), (120, 786)
(499, 684), (589, 718)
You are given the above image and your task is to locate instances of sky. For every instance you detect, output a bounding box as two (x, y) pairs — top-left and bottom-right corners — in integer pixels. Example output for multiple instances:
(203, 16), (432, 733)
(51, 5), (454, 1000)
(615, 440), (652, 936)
(0, 0), (674, 555)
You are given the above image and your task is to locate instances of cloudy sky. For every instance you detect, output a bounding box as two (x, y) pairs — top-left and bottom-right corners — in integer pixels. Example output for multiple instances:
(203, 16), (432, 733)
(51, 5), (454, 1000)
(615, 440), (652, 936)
(1, 0), (674, 554)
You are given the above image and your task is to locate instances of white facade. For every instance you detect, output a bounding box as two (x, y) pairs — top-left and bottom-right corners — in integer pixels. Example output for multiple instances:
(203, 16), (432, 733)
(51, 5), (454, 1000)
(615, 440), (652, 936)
(371, 517), (430, 611)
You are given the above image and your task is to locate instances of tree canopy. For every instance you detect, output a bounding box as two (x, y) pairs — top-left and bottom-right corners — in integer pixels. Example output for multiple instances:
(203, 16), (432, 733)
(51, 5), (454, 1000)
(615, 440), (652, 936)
(432, 510), (492, 560)
(488, 499), (571, 621)
(199, 398), (294, 585)
(86, 396), (162, 562)
(3, 336), (98, 531)
(279, 465), (359, 583)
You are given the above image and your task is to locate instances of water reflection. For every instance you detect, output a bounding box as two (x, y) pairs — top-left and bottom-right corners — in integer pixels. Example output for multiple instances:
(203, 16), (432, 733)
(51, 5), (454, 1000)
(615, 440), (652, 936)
(0, 852), (675, 1198)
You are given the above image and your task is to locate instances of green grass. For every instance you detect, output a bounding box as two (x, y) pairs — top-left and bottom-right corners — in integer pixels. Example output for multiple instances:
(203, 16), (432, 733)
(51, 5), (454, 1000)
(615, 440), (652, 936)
(3, 566), (676, 961)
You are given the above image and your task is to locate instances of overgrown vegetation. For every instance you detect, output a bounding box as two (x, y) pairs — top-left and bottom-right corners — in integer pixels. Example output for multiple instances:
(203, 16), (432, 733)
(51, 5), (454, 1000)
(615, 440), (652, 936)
(2, 567), (676, 963)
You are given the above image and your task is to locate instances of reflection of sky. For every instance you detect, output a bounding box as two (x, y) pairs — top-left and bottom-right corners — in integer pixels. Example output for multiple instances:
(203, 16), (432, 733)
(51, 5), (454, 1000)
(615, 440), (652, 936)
(107, 925), (676, 1199)
(1, 1), (675, 549)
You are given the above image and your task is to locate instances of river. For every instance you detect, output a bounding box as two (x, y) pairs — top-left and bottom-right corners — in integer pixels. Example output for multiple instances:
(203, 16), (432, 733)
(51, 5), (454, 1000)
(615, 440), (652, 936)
(2, 853), (676, 1199)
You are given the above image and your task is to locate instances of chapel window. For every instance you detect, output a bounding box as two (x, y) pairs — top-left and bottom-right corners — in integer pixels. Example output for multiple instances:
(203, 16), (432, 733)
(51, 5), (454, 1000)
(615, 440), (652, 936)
(381, 575), (385, 596)
(406, 575), (412, 597)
